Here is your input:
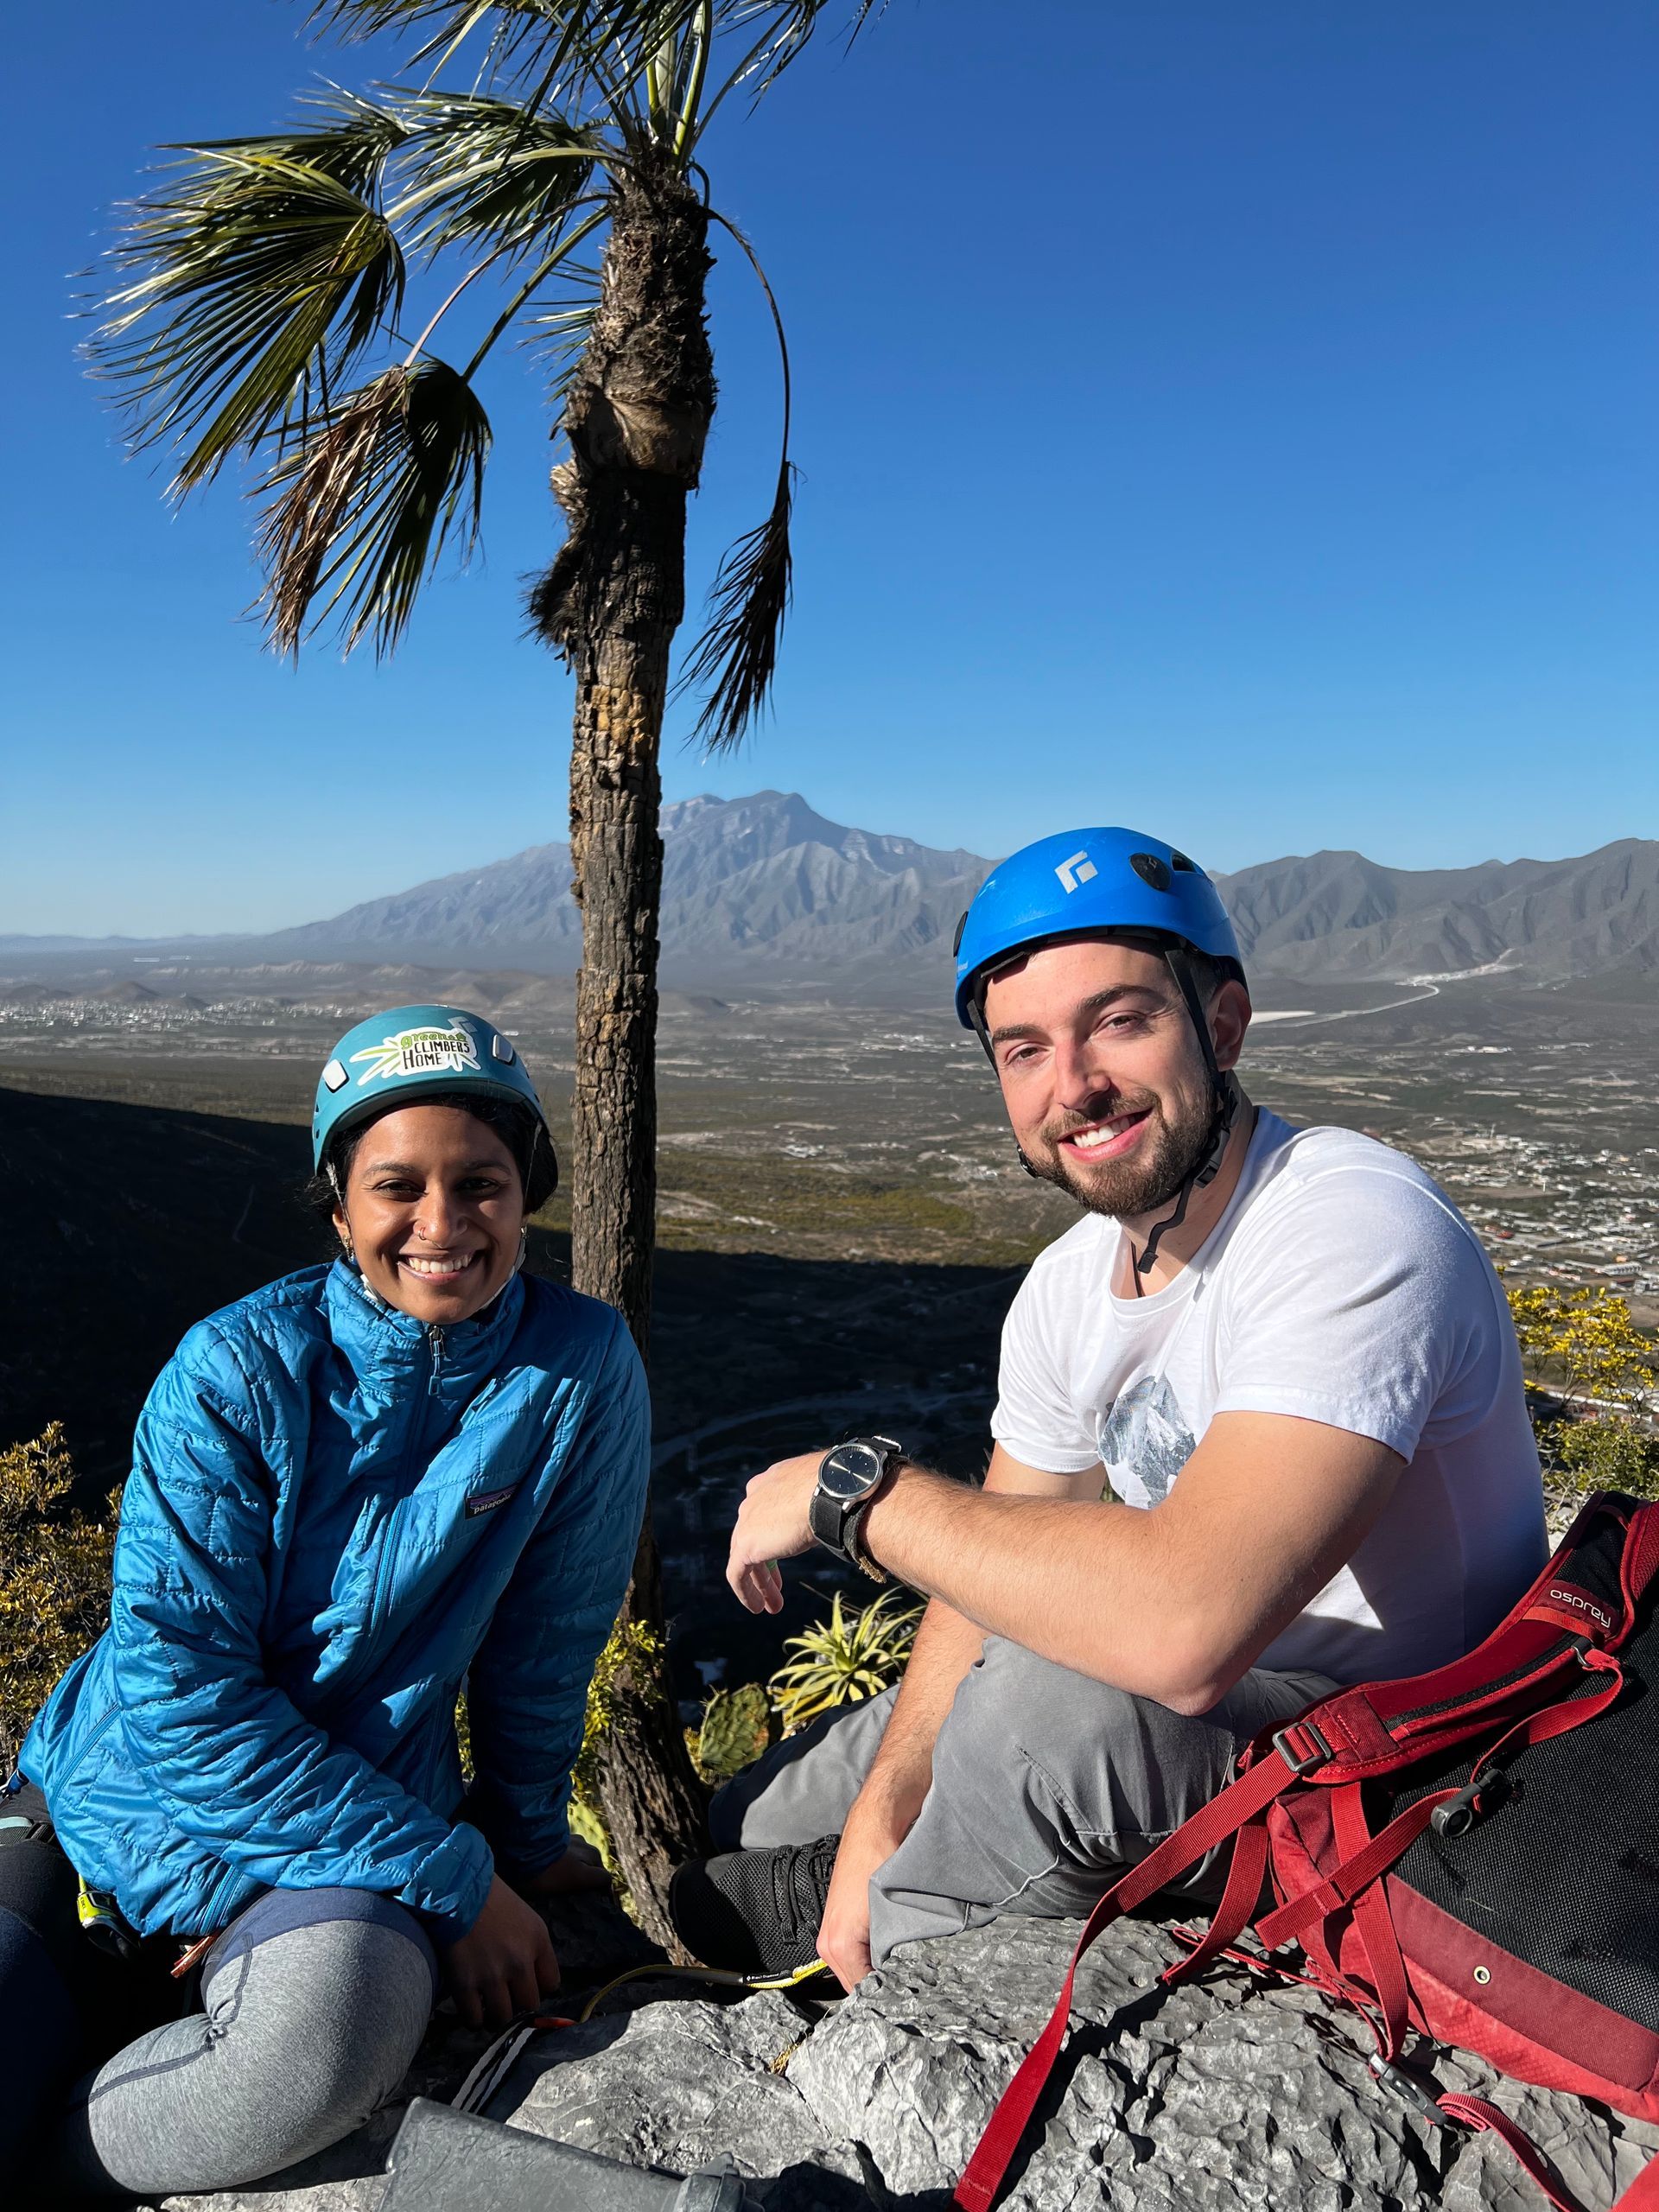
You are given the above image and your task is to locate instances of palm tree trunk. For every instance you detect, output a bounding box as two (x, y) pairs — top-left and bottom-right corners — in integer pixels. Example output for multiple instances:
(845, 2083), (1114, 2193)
(531, 157), (715, 1954)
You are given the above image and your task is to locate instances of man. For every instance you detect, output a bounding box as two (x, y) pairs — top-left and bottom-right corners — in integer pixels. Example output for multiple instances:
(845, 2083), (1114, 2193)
(671, 825), (1547, 1992)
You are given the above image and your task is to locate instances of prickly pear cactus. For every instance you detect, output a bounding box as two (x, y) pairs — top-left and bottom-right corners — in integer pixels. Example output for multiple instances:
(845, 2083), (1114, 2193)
(695, 1681), (772, 1780)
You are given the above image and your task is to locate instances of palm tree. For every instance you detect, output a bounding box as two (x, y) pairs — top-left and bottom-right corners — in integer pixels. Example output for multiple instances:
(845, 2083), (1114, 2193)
(90, 0), (878, 1949)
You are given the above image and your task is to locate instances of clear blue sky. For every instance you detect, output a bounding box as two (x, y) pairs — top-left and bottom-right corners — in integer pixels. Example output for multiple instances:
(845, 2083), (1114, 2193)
(5, 1), (1655, 938)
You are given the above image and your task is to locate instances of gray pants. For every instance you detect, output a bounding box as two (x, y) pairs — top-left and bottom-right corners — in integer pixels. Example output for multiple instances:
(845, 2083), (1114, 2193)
(712, 1636), (1337, 1964)
(47, 1887), (438, 2197)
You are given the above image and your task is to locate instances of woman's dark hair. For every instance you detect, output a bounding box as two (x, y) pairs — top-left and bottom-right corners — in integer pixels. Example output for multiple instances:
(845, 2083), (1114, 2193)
(304, 1091), (556, 1221)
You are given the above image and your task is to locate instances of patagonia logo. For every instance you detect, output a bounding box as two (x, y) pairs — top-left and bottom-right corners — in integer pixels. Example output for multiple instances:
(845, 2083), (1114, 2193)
(1547, 1586), (1613, 1630)
(466, 1484), (518, 1520)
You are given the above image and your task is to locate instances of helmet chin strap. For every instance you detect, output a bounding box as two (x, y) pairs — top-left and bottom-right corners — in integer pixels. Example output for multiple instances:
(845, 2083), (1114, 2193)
(1131, 949), (1239, 1288)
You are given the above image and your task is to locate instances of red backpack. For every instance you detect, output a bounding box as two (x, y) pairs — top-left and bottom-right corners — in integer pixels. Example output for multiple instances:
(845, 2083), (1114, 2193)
(956, 1491), (1659, 2212)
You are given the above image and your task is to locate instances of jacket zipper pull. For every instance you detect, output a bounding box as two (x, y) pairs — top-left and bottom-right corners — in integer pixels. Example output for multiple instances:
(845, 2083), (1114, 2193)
(427, 1323), (445, 1393)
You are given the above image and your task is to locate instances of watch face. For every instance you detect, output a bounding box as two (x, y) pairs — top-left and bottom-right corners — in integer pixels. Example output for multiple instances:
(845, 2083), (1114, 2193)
(821, 1443), (882, 1499)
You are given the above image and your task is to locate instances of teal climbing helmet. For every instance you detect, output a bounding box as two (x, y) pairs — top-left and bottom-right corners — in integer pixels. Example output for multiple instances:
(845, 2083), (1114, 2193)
(312, 1004), (556, 1199)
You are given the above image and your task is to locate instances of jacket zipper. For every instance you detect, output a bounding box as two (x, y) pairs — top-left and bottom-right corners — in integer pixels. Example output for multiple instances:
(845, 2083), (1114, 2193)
(357, 1325), (448, 1652)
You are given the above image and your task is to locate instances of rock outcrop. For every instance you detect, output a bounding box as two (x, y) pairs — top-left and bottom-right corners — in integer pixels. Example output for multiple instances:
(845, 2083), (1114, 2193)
(154, 1903), (1659, 2212)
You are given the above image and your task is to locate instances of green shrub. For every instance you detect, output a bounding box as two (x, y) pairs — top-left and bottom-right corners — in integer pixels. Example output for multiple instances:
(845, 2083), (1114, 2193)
(0, 1426), (118, 1769)
(768, 1587), (922, 1735)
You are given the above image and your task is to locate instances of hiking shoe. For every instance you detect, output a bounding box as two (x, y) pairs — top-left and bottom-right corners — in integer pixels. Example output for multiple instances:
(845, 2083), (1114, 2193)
(669, 1835), (840, 1976)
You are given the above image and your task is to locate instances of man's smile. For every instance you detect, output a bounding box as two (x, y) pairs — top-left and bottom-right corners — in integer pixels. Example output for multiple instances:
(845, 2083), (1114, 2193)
(1056, 1109), (1152, 1160)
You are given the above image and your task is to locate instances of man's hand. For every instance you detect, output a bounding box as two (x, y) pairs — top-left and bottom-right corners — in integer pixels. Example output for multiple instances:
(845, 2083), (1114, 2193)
(442, 1872), (561, 2027)
(727, 1449), (825, 1612)
(816, 1796), (907, 1991)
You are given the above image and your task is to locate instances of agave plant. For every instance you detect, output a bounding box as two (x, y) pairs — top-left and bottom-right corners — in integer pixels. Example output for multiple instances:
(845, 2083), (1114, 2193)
(86, 0), (882, 1951)
(768, 1586), (923, 1734)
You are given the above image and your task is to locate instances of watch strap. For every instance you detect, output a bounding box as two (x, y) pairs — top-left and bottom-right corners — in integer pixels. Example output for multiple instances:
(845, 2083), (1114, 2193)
(843, 1497), (890, 1584)
(808, 1483), (849, 1556)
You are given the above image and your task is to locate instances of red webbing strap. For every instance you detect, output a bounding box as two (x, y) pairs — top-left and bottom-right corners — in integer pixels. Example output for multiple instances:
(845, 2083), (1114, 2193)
(1438, 2095), (1659, 2212)
(952, 1742), (1315, 2212)
(1254, 1792), (1452, 1954)
(1474, 1655), (1625, 1771)
(1332, 1781), (1412, 2063)
(1160, 1816), (1270, 1987)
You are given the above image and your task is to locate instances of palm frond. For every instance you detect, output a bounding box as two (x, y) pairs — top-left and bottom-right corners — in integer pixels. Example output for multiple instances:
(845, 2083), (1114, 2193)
(678, 201), (795, 747)
(92, 124), (407, 489)
(389, 93), (601, 255)
(679, 457), (793, 748)
(312, 1), (704, 90)
(258, 356), (489, 656)
(190, 85), (412, 193)
(524, 279), (601, 400)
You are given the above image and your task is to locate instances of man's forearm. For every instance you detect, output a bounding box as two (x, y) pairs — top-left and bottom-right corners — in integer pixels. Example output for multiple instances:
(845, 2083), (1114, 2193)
(860, 1466), (1205, 1704)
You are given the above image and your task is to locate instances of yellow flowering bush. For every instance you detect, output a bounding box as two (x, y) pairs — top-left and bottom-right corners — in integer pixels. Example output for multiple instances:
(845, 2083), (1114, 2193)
(1506, 1283), (1659, 1512)
(0, 1426), (119, 1769)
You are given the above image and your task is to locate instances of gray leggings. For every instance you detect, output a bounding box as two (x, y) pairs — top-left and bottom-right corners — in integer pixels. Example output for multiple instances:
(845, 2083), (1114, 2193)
(712, 1635), (1338, 1964)
(48, 1886), (437, 2198)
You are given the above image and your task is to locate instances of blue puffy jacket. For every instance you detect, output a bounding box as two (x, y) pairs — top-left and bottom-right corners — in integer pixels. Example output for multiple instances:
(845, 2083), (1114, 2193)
(21, 1260), (649, 1944)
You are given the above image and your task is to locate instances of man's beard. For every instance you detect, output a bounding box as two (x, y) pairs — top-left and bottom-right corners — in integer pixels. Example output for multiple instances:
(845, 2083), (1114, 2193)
(1024, 1087), (1217, 1220)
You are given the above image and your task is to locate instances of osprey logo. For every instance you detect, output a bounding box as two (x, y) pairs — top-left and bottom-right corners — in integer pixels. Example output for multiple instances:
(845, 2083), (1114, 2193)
(1055, 850), (1098, 893)
(1547, 1586), (1613, 1630)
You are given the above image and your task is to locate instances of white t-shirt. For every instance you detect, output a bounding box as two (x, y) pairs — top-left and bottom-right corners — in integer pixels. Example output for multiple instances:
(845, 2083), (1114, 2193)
(991, 1110), (1547, 1685)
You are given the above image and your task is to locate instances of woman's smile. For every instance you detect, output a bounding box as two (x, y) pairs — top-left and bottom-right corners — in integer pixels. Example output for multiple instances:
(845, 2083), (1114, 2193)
(398, 1249), (485, 1281)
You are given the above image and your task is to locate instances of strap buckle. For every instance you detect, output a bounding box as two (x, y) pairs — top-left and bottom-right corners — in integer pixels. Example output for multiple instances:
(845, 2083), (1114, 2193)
(1370, 2055), (1444, 2126)
(1271, 1719), (1334, 1777)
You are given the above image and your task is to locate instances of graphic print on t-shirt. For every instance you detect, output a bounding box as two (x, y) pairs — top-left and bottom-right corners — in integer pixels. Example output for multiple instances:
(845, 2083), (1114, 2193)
(1097, 1374), (1196, 1505)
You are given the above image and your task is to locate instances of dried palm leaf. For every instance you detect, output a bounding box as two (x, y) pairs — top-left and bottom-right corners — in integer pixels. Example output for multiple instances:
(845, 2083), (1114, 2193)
(258, 357), (490, 656)
(680, 457), (794, 748)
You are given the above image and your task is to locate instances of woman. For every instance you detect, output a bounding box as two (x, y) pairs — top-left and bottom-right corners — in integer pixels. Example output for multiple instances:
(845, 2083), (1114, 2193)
(0, 1004), (649, 2196)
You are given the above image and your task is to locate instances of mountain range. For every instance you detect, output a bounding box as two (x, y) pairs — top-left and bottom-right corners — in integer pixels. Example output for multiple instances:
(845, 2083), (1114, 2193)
(5, 792), (1656, 988)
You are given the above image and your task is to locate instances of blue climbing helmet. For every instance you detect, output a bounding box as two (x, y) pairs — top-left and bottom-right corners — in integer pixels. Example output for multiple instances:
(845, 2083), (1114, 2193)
(952, 829), (1246, 1282)
(953, 826), (1243, 1031)
(312, 1004), (556, 1201)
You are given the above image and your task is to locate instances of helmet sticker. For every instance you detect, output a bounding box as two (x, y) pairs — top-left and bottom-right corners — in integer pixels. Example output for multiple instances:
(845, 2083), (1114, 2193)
(1054, 850), (1098, 893)
(349, 1020), (481, 1087)
(321, 1059), (349, 1093)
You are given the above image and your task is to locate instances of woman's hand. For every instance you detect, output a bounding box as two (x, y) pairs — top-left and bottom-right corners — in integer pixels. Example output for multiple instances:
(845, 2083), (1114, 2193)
(442, 1873), (561, 2027)
(523, 1839), (611, 1897)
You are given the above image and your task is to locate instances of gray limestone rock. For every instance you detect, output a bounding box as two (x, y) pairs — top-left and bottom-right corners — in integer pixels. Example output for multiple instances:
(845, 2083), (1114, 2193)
(155, 1910), (1659, 2212)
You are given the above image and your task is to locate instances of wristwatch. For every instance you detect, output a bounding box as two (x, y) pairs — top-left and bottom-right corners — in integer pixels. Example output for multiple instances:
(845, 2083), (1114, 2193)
(809, 1436), (904, 1573)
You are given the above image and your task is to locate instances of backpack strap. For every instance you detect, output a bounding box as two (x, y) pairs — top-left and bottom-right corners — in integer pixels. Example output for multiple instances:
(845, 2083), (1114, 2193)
(952, 1731), (1326, 2212)
(1437, 2097), (1659, 2212)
